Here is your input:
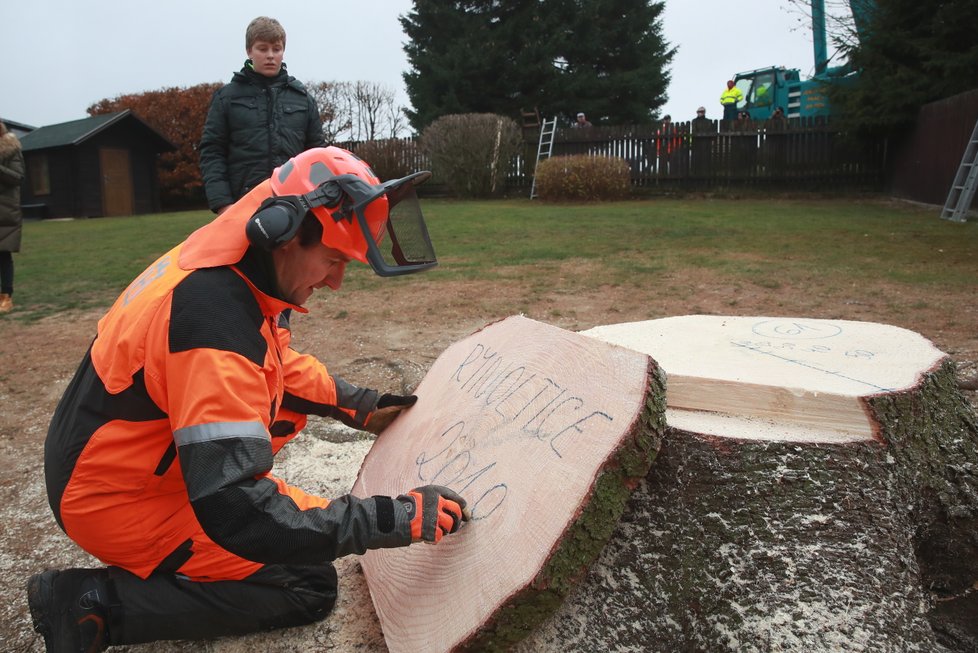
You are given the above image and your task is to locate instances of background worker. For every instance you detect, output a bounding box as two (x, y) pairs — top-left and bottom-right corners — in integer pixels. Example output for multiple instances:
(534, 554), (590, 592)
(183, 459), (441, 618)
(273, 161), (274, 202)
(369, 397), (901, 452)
(720, 79), (743, 121)
(200, 16), (325, 215)
(691, 106), (713, 134)
(689, 106), (716, 177)
(28, 146), (468, 651)
(656, 114), (681, 172)
(766, 105), (788, 130)
(572, 112), (593, 128)
(657, 114), (677, 146)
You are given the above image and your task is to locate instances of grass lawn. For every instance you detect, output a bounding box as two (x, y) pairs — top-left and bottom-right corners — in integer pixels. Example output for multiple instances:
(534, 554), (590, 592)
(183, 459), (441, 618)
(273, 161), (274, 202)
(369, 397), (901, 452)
(10, 197), (977, 322)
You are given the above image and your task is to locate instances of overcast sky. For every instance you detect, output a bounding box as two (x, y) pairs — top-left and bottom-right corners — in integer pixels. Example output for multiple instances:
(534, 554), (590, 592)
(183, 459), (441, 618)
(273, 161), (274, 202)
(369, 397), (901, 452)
(4, 1), (832, 129)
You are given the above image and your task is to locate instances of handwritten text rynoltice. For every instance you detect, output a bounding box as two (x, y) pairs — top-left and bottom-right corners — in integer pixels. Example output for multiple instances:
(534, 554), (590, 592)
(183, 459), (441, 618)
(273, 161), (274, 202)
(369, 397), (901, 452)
(451, 342), (613, 458)
(415, 342), (614, 520)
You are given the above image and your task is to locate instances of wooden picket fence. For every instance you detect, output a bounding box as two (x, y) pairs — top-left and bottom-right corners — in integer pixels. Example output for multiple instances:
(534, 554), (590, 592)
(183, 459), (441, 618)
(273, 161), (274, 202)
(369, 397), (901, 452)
(343, 117), (886, 194)
(552, 118), (885, 190)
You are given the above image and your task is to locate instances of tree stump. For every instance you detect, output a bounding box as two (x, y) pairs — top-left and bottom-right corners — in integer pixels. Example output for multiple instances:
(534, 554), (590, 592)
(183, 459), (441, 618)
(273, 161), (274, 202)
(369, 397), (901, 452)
(516, 316), (978, 653)
(351, 315), (667, 652)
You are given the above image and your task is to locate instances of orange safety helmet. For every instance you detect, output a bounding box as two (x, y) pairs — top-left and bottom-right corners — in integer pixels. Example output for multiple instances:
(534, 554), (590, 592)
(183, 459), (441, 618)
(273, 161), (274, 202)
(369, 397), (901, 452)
(249, 146), (437, 276)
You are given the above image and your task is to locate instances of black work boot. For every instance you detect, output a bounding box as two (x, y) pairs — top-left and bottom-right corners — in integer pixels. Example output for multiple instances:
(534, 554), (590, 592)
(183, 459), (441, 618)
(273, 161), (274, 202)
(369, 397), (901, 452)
(27, 568), (112, 653)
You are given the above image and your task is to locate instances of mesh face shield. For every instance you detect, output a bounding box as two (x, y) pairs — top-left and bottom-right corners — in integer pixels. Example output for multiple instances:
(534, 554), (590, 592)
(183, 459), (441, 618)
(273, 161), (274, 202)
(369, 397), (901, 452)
(333, 171), (437, 277)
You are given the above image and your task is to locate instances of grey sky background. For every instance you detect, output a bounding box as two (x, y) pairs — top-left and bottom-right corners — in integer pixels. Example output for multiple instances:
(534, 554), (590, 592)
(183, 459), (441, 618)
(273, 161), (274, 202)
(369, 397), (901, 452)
(4, 1), (834, 129)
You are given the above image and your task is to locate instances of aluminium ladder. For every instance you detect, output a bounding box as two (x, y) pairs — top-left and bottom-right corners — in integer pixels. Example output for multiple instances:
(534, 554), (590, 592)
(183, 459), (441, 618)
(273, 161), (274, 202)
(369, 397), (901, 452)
(940, 116), (978, 223)
(529, 117), (558, 199)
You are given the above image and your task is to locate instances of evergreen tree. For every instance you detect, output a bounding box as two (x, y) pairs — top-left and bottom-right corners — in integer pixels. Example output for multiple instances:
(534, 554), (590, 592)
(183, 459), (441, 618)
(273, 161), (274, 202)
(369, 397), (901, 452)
(545, 0), (673, 125)
(833, 0), (978, 135)
(401, 0), (674, 131)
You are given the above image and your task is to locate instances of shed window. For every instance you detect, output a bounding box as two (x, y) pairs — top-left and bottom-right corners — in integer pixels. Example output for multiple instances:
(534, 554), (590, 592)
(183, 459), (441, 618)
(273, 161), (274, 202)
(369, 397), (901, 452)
(29, 155), (51, 196)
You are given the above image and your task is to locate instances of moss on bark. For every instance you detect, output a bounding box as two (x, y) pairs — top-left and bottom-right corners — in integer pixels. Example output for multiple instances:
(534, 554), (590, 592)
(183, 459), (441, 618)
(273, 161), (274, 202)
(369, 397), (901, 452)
(867, 360), (978, 651)
(519, 361), (978, 652)
(458, 361), (667, 652)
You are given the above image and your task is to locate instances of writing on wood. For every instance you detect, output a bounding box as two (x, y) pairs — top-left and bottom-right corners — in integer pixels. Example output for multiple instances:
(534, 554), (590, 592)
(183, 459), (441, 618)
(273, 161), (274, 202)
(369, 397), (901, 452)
(352, 315), (664, 653)
(584, 315), (946, 443)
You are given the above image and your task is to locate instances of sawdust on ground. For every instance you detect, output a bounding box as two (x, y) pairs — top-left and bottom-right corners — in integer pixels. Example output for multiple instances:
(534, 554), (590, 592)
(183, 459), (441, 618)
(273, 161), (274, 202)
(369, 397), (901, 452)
(1, 263), (976, 652)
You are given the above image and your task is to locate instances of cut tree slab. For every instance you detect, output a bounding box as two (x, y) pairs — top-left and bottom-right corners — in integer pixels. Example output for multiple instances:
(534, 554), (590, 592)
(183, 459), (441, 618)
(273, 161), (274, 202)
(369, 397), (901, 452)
(351, 315), (666, 653)
(585, 315), (947, 444)
(515, 315), (978, 653)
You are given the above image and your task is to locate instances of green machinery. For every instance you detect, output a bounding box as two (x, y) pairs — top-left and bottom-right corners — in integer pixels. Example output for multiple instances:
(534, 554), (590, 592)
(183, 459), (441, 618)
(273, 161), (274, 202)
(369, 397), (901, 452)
(732, 0), (874, 120)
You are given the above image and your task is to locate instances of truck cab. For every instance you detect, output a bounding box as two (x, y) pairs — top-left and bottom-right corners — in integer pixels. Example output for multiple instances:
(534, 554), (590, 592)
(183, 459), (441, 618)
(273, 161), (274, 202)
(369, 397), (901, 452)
(733, 66), (832, 121)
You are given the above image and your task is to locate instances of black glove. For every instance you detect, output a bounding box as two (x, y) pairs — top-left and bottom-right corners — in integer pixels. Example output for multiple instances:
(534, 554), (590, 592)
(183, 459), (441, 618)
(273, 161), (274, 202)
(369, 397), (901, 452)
(397, 485), (470, 543)
(364, 393), (417, 434)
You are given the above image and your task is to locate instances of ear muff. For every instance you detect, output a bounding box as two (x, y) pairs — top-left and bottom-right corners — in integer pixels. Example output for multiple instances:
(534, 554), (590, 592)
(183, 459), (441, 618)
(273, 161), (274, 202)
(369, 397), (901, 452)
(246, 181), (346, 251)
(246, 196), (307, 251)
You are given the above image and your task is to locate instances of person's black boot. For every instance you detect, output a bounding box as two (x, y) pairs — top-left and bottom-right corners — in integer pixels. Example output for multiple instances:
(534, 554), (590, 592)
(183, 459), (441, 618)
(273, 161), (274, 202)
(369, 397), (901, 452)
(27, 568), (111, 653)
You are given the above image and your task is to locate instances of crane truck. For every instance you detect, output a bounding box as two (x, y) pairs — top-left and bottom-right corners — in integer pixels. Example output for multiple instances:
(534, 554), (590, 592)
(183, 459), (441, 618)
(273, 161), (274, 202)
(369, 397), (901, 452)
(732, 0), (874, 120)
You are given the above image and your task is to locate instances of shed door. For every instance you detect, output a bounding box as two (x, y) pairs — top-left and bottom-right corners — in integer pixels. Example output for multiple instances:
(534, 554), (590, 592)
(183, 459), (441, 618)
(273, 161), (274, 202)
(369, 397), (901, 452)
(100, 148), (134, 217)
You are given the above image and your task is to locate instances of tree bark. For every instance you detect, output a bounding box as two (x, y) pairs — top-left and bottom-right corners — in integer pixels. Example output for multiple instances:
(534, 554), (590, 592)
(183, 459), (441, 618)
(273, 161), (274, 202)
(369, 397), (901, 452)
(517, 318), (978, 653)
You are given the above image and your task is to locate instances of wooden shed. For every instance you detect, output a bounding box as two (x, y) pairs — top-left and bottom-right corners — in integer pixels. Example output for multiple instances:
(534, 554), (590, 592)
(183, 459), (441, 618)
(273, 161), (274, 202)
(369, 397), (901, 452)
(19, 110), (174, 219)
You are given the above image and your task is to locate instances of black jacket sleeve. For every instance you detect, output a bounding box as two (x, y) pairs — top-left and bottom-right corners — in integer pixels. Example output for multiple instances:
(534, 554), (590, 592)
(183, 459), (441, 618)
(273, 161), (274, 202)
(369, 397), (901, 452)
(198, 88), (234, 212)
(179, 435), (413, 563)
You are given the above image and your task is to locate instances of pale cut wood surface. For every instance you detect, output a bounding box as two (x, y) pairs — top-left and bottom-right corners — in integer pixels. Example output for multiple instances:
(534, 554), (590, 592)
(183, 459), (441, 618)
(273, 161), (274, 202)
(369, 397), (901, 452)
(583, 315), (947, 442)
(351, 315), (659, 653)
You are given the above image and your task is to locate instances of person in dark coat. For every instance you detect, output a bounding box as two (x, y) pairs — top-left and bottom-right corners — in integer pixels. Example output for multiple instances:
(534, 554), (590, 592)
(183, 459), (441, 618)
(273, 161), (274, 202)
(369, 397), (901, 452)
(690, 107), (716, 179)
(199, 16), (325, 215)
(0, 120), (25, 313)
(691, 106), (714, 134)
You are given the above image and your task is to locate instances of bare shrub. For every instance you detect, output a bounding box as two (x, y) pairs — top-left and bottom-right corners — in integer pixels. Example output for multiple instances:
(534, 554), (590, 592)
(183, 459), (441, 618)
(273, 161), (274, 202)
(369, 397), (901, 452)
(534, 155), (631, 202)
(353, 139), (420, 181)
(420, 114), (521, 198)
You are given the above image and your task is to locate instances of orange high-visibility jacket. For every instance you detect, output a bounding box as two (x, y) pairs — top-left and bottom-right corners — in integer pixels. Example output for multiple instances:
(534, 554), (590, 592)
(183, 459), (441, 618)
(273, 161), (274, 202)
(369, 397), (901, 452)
(44, 183), (411, 580)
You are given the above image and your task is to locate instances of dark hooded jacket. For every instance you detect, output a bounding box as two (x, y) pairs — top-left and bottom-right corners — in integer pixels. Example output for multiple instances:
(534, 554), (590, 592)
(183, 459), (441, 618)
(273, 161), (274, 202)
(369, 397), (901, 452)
(199, 61), (325, 212)
(0, 131), (25, 252)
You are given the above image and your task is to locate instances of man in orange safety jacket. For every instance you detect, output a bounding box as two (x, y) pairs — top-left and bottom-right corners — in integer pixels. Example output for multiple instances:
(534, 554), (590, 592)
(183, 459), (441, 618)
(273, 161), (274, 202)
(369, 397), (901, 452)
(27, 146), (469, 651)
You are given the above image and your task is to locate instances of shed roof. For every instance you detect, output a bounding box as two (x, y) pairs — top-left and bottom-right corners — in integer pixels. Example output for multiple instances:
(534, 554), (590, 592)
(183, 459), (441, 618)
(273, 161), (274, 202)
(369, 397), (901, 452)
(20, 110), (174, 152)
(0, 118), (36, 133)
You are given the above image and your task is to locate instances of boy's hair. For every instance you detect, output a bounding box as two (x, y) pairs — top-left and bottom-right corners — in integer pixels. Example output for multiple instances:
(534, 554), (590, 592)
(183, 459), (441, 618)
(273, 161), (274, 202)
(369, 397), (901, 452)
(246, 17), (286, 50)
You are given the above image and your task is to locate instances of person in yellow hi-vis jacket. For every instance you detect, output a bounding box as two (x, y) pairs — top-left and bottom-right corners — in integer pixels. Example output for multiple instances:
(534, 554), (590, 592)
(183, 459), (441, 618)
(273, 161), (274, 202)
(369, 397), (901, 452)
(720, 80), (744, 121)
